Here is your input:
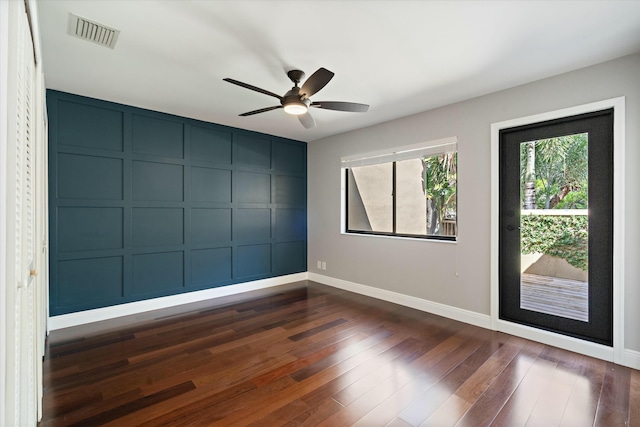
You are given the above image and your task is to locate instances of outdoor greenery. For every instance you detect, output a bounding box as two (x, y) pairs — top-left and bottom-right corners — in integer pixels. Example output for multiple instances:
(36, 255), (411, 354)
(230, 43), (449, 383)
(519, 133), (589, 271)
(423, 152), (457, 235)
(521, 214), (588, 271)
(520, 133), (588, 209)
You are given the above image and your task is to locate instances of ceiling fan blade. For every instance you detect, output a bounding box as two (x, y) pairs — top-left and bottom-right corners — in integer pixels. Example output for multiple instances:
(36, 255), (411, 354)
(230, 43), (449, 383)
(239, 105), (282, 116)
(223, 78), (283, 100)
(311, 101), (369, 112)
(298, 112), (316, 129)
(299, 68), (334, 98)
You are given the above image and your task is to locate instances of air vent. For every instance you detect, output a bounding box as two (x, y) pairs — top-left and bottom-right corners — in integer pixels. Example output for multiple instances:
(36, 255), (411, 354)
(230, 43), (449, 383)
(67, 13), (120, 49)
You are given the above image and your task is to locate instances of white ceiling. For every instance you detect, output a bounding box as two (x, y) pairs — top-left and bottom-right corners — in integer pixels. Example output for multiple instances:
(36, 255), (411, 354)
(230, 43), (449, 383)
(37, 1), (640, 143)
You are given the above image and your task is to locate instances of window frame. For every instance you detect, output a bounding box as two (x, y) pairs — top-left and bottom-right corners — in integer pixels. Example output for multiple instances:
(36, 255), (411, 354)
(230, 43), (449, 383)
(341, 137), (457, 242)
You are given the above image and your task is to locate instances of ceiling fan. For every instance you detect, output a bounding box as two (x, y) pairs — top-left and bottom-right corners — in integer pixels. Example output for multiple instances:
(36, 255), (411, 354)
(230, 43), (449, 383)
(223, 68), (369, 129)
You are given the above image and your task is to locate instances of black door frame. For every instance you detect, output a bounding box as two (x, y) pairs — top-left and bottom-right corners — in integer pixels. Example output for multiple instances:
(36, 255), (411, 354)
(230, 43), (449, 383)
(499, 109), (613, 346)
(490, 98), (625, 362)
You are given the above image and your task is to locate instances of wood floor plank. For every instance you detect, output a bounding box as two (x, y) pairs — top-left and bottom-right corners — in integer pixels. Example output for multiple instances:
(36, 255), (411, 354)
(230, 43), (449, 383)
(314, 342), (436, 426)
(246, 399), (311, 427)
(296, 334), (419, 408)
(90, 348), (214, 400)
(289, 318), (349, 341)
(453, 335), (528, 406)
(396, 340), (494, 426)
(137, 376), (296, 426)
(629, 368), (640, 426)
(523, 351), (581, 426)
(41, 389), (145, 426)
(352, 335), (482, 426)
(41, 389), (103, 420)
(330, 337), (424, 406)
(251, 331), (372, 387)
(455, 340), (546, 426)
(329, 327), (500, 426)
(75, 381), (195, 427)
(558, 354), (605, 427)
(41, 281), (638, 426)
(290, 330), (405, 385)
(421, 394), (471, 426)
(282, 397), (344, 426)
(593, 362), (631, 426)
(386, 417), (413, 427)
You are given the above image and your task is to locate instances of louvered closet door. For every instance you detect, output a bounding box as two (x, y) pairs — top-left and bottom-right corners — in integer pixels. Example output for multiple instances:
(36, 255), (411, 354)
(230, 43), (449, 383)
(10, 2), (39, 424)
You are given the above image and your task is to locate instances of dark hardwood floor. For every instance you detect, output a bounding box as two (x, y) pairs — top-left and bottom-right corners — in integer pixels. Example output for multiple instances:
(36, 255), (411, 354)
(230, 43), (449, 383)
(42, 281), (639, 426)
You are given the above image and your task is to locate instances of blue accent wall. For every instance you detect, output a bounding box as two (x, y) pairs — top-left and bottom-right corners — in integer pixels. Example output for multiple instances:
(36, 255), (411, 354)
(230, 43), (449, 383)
(48, 90), (307, 315)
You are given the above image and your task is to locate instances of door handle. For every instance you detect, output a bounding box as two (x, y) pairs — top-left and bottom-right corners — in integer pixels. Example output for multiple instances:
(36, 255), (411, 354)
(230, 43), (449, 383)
(506, 224), (520, 231)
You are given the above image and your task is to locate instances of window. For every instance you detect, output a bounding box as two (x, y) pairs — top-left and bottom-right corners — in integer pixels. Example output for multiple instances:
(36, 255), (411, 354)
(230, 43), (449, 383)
(342, 137), (457, 240)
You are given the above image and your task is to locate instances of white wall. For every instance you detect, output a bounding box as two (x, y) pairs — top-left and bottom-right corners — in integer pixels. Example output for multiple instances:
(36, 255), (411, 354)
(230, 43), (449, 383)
(308, 53), (640, 352)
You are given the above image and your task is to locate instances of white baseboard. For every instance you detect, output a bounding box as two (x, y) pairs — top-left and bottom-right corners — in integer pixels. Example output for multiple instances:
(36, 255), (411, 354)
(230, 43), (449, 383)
(308, 272), (492, 329)
(48, 273), (309, 331)
(624, 349), (640, 370)
(495, 319), (615, 362)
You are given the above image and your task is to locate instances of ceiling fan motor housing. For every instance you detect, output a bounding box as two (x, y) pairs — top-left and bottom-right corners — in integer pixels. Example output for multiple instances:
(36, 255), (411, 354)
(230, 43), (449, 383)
(282, 87), (310, 114)
(287, 69), (306, 85)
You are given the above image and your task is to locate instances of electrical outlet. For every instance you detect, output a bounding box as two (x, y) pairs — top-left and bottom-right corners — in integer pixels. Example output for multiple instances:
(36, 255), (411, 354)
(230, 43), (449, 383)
(321, 261), (326, 270)
(317, 260), (322, 269)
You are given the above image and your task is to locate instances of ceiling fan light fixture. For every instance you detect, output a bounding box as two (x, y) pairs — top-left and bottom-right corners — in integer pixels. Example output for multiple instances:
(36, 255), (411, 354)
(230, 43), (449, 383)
(283, 101), (308, 115)
(223, 67), (369, 129)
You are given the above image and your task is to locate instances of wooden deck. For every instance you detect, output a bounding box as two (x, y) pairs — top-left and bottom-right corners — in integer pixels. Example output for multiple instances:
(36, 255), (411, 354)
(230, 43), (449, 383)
(520, 273), (589, 322)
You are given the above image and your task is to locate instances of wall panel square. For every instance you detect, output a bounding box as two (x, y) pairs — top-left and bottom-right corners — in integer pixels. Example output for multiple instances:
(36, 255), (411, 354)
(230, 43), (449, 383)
(58, 100), (123, 151)
(237, 244), (271, 278)
(234, 208), (271, 241)
(57, 257), (123, 307)
(234, 171), (271, 203)
(132, 161), (184, 202)
(191, 208), (231, 244)
(275, 208), (306, 241)
(274, 241), (306, 273)
(275, 175), (306, 206)
(274, 141), (305, 174)
(191, 247), (232, 285)
(191, 126), (232, 165)
(132, 208), (184, 247)
(236, 134), (271, 169)
(58, 207), (123, 252)
(191, 167), (231, 203)
(58, 153), (123, 200)
(132, 251), (184, 295)
(133, 115), (184, 159)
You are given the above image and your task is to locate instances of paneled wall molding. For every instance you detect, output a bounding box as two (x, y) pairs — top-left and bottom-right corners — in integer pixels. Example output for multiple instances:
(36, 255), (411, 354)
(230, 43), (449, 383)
(49, 272), (309, 330)
(48, 90), (307, 315)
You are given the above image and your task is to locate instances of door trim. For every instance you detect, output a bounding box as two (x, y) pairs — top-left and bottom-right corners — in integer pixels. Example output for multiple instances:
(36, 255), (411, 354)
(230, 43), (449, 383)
(0, 0), (10, 420)
(490, 97), (625, 364)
